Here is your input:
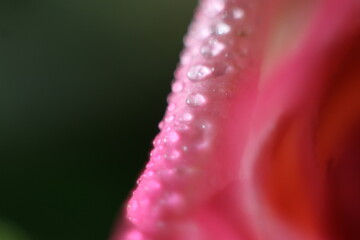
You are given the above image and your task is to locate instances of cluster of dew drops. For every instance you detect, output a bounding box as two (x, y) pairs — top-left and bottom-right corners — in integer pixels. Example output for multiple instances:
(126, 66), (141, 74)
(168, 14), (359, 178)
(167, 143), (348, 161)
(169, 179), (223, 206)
(126, 0), (257, 235)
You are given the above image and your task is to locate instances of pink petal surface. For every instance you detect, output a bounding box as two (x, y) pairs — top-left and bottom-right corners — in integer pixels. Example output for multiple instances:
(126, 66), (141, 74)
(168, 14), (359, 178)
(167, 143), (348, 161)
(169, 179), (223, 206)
(113, 0), (360, 239)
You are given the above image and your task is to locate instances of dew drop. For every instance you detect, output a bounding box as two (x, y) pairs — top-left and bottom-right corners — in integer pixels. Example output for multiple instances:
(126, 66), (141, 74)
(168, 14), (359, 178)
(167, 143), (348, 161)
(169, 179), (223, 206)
(180, 112), (193, 122)
(200, 39), (226, 58)
(165, 149), (180, 160)
(143, 170), (155, 178)
(180, 52), (192, 65)
(187, 65), (212, 81)
(146, 180), (162, 191)
(203, 0), (225, 17)
(172, 82), (184, 93)
(232, 8), (245, 19)
(138, 197), (151, 208)
(153, 135), (162, 146)
(168, 131), (180, 143)
(158, 121), (165, 130)
(165, 115), (174, 123)
(166, 192), (184, 208)
(211, 62), (228, 77)
(199, 27), (212, 39)
(128, 199), (139, 212)
(164, 126), (171, 133)
(125, 230), (144, 240)
(186, 93), (206, 107)
(176, 123), (190, 131)
(214, 22), (231, 35)
(167, 103), (176, 111)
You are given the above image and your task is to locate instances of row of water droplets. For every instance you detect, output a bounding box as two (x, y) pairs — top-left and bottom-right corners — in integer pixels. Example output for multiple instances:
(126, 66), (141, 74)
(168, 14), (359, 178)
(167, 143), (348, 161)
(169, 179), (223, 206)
(126, 0), (255, 238)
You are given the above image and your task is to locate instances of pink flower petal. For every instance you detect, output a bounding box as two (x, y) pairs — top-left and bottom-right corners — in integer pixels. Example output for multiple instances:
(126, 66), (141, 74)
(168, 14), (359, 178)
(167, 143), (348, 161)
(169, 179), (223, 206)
(112, 0), (360, 239)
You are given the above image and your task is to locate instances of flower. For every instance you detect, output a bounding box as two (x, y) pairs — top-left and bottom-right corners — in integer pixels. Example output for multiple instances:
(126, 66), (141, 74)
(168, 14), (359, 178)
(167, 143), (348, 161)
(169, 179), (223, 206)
(112, 0), (360, 239)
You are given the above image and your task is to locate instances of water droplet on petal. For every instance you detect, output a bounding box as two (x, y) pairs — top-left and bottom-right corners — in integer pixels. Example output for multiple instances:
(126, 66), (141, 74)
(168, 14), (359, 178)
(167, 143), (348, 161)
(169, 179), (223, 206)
(168, 131), (180, 143)
(211, 62), (228, 77)
(166, 192), (184, 208)
(200, 39), (226, 58)
(176, 123), (189, 131)
(214, 22), (231, 35)
(143, 170), (155, 178)
(203, 0), (225, 17)
(187, 65), (212, 81)
(180, 112), (193, 122)
(186, 93), (207, 107)
(128, 199), (139, 212)
(167, 103), (176, 111)
(158, 121), (165, 130)
(165, 149), (180, 160)
(232, 8), (245, 19)
(172, 82), (184, 93)
(165, 115), (174, 123)
(125, 230), (144, 240)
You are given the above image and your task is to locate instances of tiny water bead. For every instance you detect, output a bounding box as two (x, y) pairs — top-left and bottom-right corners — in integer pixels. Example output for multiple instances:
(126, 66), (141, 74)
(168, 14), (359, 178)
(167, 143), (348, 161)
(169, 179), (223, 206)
(223, 7), (246, 20)
(165, 115), (174, 123)
(180, 112), (193, 122)
(158, 121), (165, 130)
(176, 123), (190, 131)
(198, 27), (213, 40)
(168, 131), (180, 143)
(144, 180), (162, 191)
(164, 150), (181, 160)
(172, 82), (184, 93)
(187, 65), (212, 81)
(153, 135), (163, 146)
(186, 93), (207, 107)
(163, 192), (184, 208)
(200, 39), (226, 58)
(167, 103), (176, 111)
(214, 22), (231, 35)
(125, 230), (144, 240)
(202, 0), (225, 17)
(232, 8), (245, 19)
(143, 170), (155, 179)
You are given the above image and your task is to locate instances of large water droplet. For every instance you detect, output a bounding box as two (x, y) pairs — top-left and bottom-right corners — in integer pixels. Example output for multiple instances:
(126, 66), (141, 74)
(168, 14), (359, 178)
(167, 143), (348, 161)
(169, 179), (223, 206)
(187, 65), (212, 81)
(186, 93), (206, 107)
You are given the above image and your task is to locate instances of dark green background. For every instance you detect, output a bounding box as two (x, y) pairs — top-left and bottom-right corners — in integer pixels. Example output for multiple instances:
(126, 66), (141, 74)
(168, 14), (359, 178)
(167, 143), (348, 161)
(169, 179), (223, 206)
(0, 0), (196, 239)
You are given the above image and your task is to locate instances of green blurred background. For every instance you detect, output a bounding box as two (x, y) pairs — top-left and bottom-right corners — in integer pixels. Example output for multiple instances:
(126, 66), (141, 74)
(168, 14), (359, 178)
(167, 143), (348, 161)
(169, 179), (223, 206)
(0, 0), (196, 239)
